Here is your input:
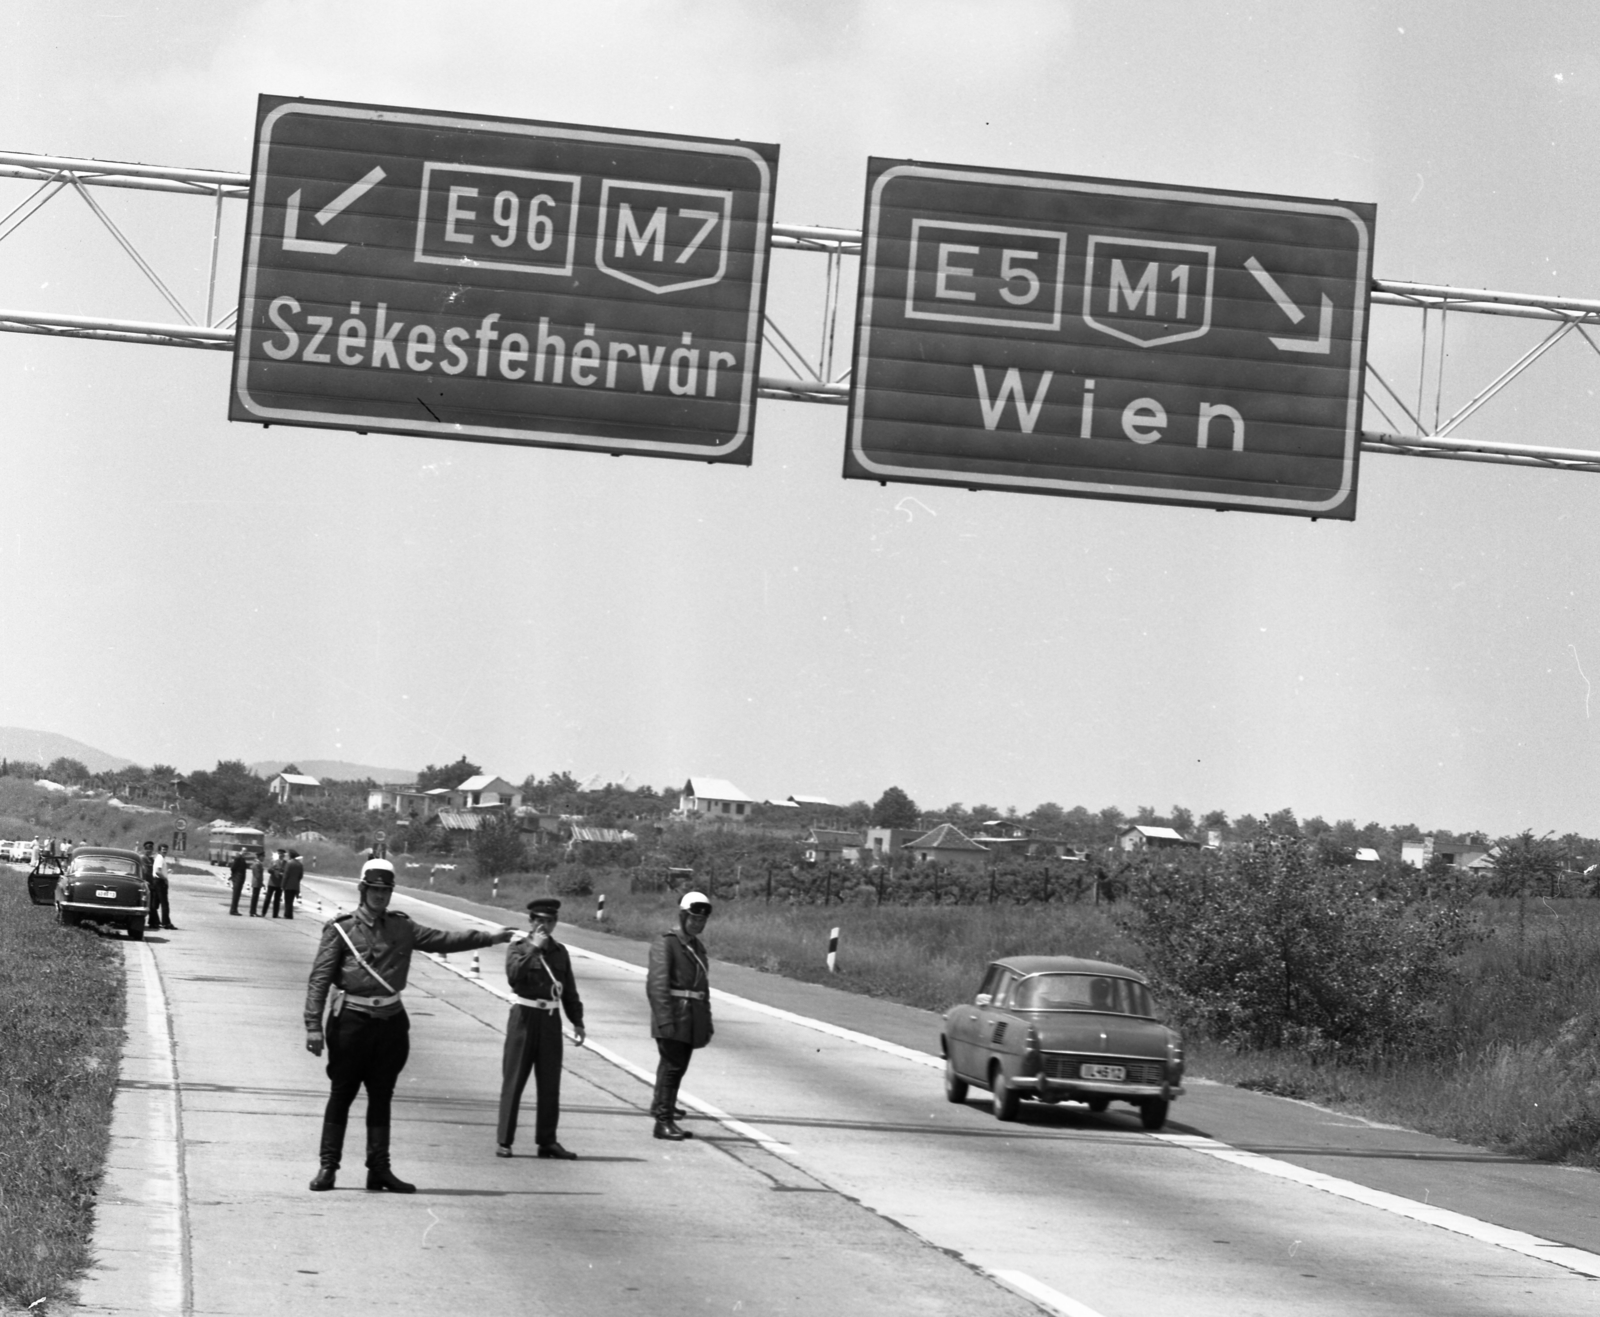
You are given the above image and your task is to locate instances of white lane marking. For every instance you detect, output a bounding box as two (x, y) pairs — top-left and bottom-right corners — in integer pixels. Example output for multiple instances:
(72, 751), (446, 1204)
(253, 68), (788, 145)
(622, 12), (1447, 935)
(292, 878), (1600, 1284)
(1155, 1133), (1600, 1280)
(987, 1269), (1109, 1317)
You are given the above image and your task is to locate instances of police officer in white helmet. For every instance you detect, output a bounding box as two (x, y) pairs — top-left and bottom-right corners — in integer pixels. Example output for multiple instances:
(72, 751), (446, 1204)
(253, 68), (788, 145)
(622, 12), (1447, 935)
(645, 890), (714, 1140)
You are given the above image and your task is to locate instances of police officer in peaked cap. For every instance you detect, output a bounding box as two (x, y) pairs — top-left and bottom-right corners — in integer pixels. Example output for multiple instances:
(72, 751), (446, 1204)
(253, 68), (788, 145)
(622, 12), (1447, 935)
(304, 857), (517, 1192)
(496, 896), (585, 1159)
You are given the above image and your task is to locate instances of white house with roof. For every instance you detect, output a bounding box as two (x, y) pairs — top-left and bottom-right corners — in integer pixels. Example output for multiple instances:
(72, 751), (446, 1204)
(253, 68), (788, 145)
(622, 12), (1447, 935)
(451, 775), (523, 811)
(676, 777), (754, 819)
(1116, 824), (1200, 853)
(268, 772), (322, 806)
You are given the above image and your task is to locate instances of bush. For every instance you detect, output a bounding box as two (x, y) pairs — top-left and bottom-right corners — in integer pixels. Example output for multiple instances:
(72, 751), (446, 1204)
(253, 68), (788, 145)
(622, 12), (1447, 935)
(547, 862), (593, 895)
(1118, 836), (1477, 1057)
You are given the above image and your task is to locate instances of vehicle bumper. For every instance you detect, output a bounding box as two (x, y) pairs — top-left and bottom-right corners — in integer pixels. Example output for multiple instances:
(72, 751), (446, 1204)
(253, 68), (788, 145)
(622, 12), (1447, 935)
(60, 900), (146, 919)
(1011, 1074), (1184, 1102)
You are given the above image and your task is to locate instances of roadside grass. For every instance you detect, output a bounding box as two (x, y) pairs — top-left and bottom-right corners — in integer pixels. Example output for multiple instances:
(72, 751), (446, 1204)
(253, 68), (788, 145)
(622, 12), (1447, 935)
(0, 877), (125, 1310)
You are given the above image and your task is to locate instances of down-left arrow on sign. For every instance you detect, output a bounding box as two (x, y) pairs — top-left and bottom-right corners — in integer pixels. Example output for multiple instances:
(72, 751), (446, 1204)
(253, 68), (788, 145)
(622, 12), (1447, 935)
(283, 165), (386, 255)
(1244, 255), (1332, 355)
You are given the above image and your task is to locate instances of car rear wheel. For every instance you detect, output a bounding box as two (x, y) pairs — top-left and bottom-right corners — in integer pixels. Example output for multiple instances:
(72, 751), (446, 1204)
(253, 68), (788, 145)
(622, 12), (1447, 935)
(126, 921), (145, 941)
(943, 1052), (968, 1105)
(1086, 1095), (1110, 1113)
(57, 906), (79, 927)
(991, 1065), (1020, 1122)
(1140, 1097), (1169, 1130)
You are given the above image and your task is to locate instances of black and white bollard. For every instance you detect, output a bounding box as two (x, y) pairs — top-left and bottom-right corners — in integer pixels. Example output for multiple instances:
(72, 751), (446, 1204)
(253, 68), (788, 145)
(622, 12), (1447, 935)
(597, 893), (606, 923)
(827, 926), (840, 973)
(471, 951), (481, 977)
(492, 876), (499, 901)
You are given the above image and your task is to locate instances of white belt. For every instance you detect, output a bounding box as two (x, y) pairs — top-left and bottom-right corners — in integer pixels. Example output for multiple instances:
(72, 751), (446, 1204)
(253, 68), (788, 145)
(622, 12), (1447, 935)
(670, 989), (706, 1000)
(514, 996), (560, 1012)
(343, 992), (401, 1009)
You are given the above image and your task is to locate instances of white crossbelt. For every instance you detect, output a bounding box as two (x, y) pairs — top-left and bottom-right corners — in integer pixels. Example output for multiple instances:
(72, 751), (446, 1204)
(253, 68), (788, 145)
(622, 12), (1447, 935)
(343, 992), (401, 1009)
(514, 995), (560, 1011)
(669, 989), (706, 1000)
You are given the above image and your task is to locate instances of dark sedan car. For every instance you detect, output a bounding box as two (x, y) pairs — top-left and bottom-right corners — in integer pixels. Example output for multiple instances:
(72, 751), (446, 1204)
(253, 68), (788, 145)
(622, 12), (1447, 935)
(941, 955), (1184, 1129)
(46, 846), (149, 940)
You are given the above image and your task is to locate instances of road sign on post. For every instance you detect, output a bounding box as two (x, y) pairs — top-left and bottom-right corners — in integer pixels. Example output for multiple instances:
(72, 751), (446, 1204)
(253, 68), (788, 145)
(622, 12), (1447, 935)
(231, 96), (777, 463)
(845, 160), (1375, 518)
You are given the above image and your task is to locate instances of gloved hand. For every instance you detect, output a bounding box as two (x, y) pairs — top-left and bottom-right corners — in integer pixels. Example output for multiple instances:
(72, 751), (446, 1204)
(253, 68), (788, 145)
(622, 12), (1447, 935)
(306, 1028), (324, 1057)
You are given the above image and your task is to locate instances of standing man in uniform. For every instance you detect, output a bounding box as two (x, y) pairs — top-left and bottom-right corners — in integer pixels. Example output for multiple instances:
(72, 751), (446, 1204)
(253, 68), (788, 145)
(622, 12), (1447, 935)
(496, 898), (585, 1160)
(646, 890), (714, 1141)
(262, 849), (286, 918)
(281, 849), (304, 920)
(227, 849), (249, 916)
(304, 857), (515, 1193)
(247, 850), (266, 917)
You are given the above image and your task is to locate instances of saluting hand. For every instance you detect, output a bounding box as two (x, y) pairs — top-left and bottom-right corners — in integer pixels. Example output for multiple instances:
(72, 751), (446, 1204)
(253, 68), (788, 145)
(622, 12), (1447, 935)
(306, 1028), (324, 1057)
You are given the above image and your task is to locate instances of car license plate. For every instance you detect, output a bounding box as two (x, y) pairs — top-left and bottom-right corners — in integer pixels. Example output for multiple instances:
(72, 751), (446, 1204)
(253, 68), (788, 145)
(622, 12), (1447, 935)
(1081, 1063), (1126, 1081)
(96, 889), (118, 899)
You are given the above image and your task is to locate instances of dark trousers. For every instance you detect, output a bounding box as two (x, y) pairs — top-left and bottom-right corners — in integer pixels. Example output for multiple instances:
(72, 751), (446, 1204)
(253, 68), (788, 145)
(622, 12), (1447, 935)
(497, 1006), (565, 1147)
(262, 886), (283, 917)
(324, 1008), (410, 1128)
(228, 876), (245, 913)
(651, 1039), (694, 1120)
(248, 879), (263, 915)
(146, 878), (171, 929)
(282, 891), (297, 920)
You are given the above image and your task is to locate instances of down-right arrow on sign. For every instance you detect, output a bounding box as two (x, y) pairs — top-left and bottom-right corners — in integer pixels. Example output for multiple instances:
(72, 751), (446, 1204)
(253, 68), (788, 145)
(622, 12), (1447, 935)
(844, 160), (1376, 520)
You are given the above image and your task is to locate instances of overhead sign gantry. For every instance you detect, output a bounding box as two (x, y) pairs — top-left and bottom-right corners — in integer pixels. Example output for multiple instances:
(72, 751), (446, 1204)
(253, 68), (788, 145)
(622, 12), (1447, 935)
(230, 96), (778, 463)
(845, 159), (1376, 518)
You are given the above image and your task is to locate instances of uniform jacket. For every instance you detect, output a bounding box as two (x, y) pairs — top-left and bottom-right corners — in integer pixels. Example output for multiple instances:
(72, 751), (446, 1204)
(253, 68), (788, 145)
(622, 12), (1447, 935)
(266, 857), (286, 890)
(282, 857), (304, 894)
(305, 909), (498, 1028)
(646, 926), (712, 1047)
(228, 854), (247, 882)
(505, 936), (584, 1030)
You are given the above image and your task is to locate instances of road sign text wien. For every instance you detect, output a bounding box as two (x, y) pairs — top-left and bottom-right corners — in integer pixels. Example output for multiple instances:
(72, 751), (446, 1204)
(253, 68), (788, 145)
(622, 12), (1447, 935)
(231, 96), (777, 462)
(846, 160), (1375, 518)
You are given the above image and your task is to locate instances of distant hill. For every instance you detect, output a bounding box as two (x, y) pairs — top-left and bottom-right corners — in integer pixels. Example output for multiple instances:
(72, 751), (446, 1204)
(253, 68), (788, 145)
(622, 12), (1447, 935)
(0, 727), (134, 774)
(250, 759), (417, 785)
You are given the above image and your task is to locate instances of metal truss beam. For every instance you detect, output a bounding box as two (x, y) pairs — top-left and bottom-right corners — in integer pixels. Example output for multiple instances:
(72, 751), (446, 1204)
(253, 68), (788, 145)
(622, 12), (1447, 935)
(3, 152), (1599, 467)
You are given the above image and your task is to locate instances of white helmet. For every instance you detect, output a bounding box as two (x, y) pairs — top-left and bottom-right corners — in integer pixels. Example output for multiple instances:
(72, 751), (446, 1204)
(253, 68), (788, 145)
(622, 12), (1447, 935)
(678, 890), (712, 913)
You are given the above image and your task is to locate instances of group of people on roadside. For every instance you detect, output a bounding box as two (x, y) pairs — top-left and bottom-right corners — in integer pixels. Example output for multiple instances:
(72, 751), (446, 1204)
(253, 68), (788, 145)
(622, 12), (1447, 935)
(299, 857), (715, 1192)
(227, 847), (304, 918)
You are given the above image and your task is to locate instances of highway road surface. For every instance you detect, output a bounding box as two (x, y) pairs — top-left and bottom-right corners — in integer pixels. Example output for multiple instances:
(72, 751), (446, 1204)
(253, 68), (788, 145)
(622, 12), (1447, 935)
(68, 865), (1600, 1316)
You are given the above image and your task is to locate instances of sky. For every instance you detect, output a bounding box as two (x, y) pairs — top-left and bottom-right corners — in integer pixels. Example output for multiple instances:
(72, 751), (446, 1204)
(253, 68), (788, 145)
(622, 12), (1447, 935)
(3, 1), (1599, 836)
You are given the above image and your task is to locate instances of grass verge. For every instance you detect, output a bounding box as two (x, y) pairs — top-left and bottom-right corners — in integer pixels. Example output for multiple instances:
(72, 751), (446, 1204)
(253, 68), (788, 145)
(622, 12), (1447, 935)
(0, 877), (125, 1310)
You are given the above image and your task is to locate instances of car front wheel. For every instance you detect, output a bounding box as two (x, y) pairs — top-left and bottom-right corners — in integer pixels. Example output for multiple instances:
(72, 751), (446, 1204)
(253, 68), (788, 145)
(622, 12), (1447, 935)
(991, 1065), (1020, 1122)
(1086, 1095), (1110, 1113)
(1140, 1097), (1169, 1130)
(943, 1053), (968, 1105)
(126, 921), (145, 941)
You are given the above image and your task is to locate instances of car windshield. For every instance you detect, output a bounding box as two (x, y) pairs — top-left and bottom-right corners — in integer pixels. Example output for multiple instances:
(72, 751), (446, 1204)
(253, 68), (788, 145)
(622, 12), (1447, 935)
(70, 856), (139, 878)
(1010, 973), (1154, 1016)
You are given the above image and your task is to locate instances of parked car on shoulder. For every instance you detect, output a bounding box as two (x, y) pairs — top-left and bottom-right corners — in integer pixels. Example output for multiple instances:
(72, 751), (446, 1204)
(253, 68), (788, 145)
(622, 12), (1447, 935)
(36, 846), (149, 940)
(0, 841), (14, 862)
(941, 955), (1184, 1129)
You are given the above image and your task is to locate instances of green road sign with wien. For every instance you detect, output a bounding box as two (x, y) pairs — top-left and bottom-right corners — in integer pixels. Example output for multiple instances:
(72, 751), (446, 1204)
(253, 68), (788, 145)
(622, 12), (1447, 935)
(845, 160), (1375, 519)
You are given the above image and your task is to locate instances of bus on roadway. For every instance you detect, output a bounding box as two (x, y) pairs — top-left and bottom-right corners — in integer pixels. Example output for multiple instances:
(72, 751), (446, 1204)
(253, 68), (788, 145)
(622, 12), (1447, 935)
(207, 824), (266, 866)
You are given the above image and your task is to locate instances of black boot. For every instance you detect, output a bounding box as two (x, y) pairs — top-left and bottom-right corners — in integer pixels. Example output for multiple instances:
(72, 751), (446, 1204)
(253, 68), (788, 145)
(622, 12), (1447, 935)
(653, 1119), (691, 1141)
(365, 1125), (415, 1193)
(309, 1117), (345, 1191)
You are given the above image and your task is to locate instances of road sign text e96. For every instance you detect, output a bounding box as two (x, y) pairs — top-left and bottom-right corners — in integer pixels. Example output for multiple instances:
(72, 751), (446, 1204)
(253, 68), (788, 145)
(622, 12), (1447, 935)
(846, 160), (1375, 519)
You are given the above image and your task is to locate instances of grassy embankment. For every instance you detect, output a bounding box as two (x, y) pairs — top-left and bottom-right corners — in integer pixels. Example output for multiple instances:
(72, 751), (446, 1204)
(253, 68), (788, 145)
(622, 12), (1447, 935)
(423, 869), (1600, 1168)
(0, 877), (125, 1311)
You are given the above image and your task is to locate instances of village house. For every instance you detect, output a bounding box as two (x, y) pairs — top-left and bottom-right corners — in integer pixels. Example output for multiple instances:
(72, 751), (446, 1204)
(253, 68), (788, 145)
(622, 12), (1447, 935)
(803, 827), (864, 866)
(906, 823), (991, 872)
(1116, 824), (1201, 854)
(676, 776), (755, 820)
(451, 775), (523, 812)
(268, 772), (323, 807)
(863, 827), (922, 864)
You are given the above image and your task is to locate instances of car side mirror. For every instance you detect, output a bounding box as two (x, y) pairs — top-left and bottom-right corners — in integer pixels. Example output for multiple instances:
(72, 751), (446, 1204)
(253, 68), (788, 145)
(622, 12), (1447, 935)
(974, 993), (992, 1007)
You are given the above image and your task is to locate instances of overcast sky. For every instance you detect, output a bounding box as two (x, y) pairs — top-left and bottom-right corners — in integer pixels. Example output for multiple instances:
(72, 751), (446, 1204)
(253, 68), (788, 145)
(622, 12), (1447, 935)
(3, 1), (1598, 836)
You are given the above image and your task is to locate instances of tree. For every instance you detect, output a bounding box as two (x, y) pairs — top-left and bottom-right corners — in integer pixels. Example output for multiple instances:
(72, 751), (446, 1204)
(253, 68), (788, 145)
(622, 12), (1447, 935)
(870, 786), (920, 829)
(1490, 831), (1564, 899)
(470, 810), (527, 878)
(185, 760), (271, 821)
(1028, 802), (1066, 830)
(416, 756), (481, 793)
(44, 757), (90, 785)
(1169, 805), (1195, 836)
(1120, 836), (1475, 1055)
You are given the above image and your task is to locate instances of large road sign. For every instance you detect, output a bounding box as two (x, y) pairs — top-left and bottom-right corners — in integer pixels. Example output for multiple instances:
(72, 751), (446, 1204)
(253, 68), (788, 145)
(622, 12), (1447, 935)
(231, 96), (777, 463)
(845, 160), (1376, 518)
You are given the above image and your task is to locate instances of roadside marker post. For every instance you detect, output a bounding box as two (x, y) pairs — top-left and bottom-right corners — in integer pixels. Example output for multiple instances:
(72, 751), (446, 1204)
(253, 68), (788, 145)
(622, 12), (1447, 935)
(826, 926), (840, 973)
(597, 893), (606, 923)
